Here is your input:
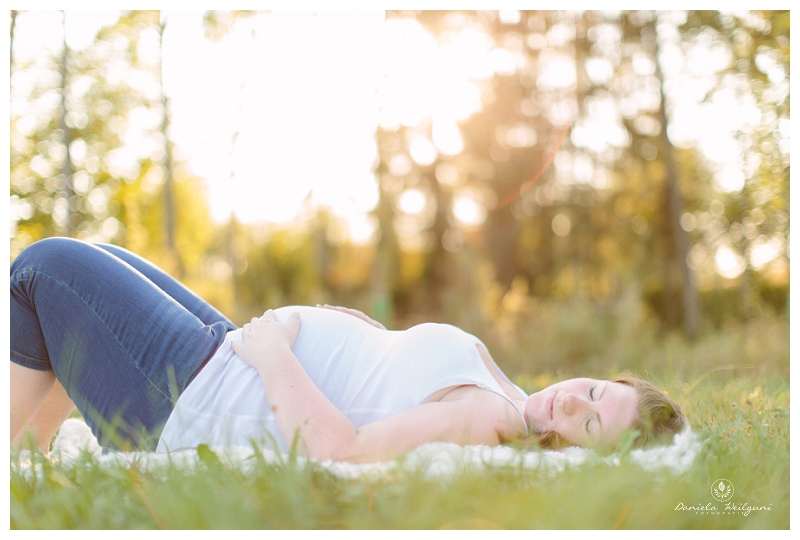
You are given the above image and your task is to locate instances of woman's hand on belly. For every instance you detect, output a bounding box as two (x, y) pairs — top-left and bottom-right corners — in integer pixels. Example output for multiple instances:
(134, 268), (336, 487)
(231, 309), (300, 370)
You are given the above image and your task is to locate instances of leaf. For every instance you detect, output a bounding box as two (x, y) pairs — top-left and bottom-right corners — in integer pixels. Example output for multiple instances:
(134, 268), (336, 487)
(614, 428), (640, 456)
(47, 469), (72, 488)
(196, 444), (222, 468)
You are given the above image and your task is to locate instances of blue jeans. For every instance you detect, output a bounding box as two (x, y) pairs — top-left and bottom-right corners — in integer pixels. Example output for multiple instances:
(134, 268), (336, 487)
(10, 237), (237, 450)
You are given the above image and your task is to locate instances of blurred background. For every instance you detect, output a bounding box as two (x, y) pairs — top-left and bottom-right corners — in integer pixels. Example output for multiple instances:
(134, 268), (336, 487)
(9, 10), (790, 381)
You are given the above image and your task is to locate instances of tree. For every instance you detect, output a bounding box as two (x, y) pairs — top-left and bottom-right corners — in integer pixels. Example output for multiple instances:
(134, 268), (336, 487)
(680, 11), (790, 320)
(10, 11), (144, 254)
(58, 11), (76, 237)
(10, 10), (18, 76)
(157, 13), (178, 273)
(612, 11), (701, 337)
(10, 11), (219, 274)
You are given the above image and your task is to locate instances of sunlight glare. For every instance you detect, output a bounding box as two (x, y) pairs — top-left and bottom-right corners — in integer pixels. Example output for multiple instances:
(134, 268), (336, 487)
(161, 11), (385, 230)
(715, 246), (746, 278)
(432, 121), (465, 156)
(571, 95), (630, 152)
(452, 190), (486, 227)
(551, 214), (571, 237)
(537, 51), (576, 90)
(749, 236), (784, 269)
(398, 189), (427, 215)
(409, 134), (438, 165)
(378, 17), (492, 146)
(342, 212), (378, 245)
(498, 11), (521, 25)
(584, 57), (614, 85)
(714, 163), (746, 193)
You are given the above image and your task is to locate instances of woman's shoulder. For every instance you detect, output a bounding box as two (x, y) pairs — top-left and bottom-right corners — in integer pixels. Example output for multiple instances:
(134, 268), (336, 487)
(436, 385), (526, 438)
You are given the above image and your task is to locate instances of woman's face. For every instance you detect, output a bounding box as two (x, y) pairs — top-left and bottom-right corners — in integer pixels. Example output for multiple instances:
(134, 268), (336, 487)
(524, 378), (638, 448)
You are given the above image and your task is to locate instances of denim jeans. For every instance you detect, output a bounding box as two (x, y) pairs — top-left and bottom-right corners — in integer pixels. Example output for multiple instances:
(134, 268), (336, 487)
(10, 237), (237, 450)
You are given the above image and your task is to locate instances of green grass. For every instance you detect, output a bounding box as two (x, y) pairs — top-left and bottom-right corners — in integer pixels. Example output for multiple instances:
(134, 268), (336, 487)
(10, 316), (789, 529)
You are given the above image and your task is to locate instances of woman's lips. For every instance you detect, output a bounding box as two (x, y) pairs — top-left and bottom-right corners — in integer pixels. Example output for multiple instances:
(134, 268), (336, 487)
(547, 392), (556, 421)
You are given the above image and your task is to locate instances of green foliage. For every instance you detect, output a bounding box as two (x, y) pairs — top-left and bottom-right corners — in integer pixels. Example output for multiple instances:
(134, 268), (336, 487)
(232, 226), (326, 323)
(11, 11), (161, 258)
(480, 289), (787, 386)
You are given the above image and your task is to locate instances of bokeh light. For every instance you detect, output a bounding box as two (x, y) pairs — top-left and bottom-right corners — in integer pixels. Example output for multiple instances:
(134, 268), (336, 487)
(10, 9), (789, 296)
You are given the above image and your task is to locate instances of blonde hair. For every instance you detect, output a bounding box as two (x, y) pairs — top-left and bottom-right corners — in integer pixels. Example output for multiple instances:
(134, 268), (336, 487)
(610, 374), (687, 447)
(525, 375), (687, 450)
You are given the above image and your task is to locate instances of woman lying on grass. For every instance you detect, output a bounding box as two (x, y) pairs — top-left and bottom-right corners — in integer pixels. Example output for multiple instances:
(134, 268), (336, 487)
(11, 238), (686, 463)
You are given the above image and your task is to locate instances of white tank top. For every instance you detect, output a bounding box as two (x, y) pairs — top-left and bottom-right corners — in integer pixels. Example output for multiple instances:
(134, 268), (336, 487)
(156, 306), (528, 453)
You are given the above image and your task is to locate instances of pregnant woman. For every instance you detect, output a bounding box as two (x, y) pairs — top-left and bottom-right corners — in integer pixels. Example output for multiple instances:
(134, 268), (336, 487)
(11, 238), (686, 462)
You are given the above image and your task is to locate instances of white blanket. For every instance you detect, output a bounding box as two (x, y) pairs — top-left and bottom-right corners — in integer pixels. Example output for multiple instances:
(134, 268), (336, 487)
(14, 418), (702, 479)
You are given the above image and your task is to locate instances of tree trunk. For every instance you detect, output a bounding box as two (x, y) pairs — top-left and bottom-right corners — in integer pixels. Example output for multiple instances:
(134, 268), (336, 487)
(427, 170), (452, 316)
(10, 10), (18, 76)
(159, 13), (179, 274)
(370, 166), (396, 327)
(574, 14), (594, 300)
(59, 11), (75, 237)
(654, 19), (699, 339)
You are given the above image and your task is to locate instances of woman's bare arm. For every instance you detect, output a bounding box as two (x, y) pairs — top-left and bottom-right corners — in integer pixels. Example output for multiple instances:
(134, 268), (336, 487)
(231, 310), (503, 462)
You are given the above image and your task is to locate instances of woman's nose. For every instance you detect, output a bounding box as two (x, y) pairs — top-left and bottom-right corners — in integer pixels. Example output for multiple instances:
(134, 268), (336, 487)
(562, 393), (586, 416)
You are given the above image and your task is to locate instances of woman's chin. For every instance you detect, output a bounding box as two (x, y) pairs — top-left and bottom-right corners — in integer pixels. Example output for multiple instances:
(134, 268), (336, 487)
(524, 391), (547, 432)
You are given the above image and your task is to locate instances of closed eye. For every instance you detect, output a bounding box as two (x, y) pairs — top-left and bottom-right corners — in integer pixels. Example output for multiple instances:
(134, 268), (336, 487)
(585, 386), (598, 434)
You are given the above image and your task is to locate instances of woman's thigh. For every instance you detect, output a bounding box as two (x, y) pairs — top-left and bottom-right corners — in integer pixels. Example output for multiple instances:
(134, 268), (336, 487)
(10, 237), (231, 450)
(94, 243), (236, 329)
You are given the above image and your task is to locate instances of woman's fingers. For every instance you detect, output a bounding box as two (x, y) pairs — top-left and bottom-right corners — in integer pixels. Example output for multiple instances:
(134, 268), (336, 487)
(319, 304), (357, 316)
(318, 304), (348, 312)
(242, 310), (274, 335)
(286, 311), (300, 338)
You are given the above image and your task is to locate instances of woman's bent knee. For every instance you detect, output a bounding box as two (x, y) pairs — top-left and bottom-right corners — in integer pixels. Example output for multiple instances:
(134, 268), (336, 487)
(12, 237), (93, 274)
